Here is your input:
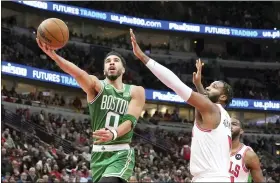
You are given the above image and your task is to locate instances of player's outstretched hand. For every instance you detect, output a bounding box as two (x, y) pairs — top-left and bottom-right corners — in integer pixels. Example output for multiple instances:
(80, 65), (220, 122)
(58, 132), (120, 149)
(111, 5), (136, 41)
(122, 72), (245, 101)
(92, 128), (114, 144)
(130, 29), (144, 59)
(36, 38), (57, 60)
(192, 58), (204, 86)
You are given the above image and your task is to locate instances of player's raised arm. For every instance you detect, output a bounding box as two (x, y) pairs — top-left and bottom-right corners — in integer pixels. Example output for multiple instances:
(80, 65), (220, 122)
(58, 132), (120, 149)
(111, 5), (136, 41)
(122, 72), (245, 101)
(245, 150), (265, 182)
(193, 59), (206, 94)
(36, 38), (101, 102)
(130, 29), (217, 114)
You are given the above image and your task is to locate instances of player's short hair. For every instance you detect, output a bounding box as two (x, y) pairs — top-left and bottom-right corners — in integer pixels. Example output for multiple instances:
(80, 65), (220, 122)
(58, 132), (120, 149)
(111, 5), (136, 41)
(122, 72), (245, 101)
(104, 51), (126, 68)
(239, 120), (244, 129)
(232, 117), (243, 128)
(219, 80), (233, 107)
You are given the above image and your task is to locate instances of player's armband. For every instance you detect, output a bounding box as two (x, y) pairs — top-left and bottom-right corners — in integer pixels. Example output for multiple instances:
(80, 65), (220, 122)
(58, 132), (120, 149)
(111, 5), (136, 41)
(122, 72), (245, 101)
(123, 114), (137, 129)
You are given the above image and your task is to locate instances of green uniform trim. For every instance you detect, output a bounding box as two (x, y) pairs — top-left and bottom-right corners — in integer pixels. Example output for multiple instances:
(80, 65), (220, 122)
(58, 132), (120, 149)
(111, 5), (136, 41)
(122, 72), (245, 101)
(247, 174), (252, 182)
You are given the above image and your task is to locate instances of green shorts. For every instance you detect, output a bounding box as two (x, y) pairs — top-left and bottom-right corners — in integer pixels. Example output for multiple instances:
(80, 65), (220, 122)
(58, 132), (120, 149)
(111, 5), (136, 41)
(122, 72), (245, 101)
(90, 148), (135, 183)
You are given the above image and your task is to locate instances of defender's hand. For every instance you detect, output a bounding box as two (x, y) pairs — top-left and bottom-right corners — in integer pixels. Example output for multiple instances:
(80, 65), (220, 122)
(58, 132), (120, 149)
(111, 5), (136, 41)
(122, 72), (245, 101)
(92, 128), (113, 144)
(36, 38), (57, 60)
(192, 59), (204, 86)
(130, 29), (144, 59)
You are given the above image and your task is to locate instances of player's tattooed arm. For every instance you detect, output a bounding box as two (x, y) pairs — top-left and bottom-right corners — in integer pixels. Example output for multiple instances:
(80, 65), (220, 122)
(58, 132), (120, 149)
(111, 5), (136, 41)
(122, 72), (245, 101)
(244, 150), (265, 183)
(36, 38), (101, 102)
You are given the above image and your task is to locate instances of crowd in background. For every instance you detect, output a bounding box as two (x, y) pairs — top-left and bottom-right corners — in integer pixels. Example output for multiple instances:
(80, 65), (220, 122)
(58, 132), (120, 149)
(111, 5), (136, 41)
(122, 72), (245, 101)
(2, 102), (280, 182)
(65, 1), (276, 29)
(2, 86), (280, 135)
(2, 29), (280, 100)
(1, 53), (280, 183)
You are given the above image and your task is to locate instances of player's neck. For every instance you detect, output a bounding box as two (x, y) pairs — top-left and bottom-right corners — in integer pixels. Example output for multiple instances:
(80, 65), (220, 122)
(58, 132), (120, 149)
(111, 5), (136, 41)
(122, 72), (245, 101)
(216, 101), (226, 108)
(105, 78), (123, 90)
(232, 138), (242, 150)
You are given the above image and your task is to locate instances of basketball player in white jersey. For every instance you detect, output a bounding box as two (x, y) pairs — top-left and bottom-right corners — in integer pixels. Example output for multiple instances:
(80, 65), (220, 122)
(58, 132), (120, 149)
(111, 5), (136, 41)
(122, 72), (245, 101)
(230, 117), (264, 182)
(130, 29), (233, 182)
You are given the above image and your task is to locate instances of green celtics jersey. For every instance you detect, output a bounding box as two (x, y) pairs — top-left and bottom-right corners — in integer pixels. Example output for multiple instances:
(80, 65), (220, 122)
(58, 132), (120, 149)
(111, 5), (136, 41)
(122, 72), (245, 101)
(88, 80), (134, 145)
(247, 174), (252, 183)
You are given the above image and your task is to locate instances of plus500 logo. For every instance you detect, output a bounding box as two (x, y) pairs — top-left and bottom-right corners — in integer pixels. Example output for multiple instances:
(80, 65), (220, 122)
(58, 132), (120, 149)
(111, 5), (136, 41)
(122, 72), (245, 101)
(152, 91), (185, 103)
(2, 63), (27, 77)
(19, 1), (48, 10)
(253, 101), (280, 110)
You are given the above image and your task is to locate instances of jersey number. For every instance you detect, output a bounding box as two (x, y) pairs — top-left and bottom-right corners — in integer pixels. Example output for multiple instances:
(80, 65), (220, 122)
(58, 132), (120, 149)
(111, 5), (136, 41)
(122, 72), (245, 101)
(105, 111), (120, 129)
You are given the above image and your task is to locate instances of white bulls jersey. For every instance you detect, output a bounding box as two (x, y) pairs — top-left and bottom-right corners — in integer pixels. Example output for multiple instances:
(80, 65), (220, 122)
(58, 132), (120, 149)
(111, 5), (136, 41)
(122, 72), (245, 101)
(190, 104), (232, 182)
(229, 144), (252, 182)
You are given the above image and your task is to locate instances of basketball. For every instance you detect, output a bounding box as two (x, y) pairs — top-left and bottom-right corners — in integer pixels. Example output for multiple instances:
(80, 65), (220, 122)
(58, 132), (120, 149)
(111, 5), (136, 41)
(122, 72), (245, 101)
(37, 18), (69, 50)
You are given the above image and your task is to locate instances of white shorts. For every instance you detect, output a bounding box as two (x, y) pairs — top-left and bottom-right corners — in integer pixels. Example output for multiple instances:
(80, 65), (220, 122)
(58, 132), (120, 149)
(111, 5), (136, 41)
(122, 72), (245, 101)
(192, 177), (231, 182)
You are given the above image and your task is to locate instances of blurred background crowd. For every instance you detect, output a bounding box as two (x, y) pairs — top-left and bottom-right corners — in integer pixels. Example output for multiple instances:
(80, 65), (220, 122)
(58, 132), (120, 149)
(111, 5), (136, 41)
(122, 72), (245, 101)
(1, 1), (280, 183)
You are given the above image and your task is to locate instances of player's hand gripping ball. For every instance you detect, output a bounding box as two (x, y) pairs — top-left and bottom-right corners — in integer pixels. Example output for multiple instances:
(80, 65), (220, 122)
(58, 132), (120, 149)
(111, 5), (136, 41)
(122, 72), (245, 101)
(37, 18), (69, 50)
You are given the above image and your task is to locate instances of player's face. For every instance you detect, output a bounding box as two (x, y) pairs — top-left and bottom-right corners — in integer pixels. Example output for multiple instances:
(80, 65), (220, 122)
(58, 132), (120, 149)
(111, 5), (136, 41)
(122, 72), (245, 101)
(231, 118), (243, 140)
(205, 81), (227, 103)
(104, 55), (125, 81)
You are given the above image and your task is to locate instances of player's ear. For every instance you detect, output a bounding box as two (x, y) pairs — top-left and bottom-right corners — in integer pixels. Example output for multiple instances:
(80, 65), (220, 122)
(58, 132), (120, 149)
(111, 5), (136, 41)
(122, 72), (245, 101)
(219, 94), (227, 103)
(122, 68), (125, 74)
(240, 128), (244, 135)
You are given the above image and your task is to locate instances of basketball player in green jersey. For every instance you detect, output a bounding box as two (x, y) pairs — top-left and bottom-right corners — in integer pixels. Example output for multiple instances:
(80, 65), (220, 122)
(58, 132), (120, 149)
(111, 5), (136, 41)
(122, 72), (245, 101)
(36, 38), (145, 183)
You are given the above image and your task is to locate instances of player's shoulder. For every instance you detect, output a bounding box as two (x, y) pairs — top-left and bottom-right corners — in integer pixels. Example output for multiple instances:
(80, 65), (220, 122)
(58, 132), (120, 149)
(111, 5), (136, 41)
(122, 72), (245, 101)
(243, 146), (261, 168)
(130, 85), (145, 93)
(89, 76), (104, 86)
(129, 85), (145, 97)
(244, 146), (258, 160)
(89, 75), (99, 81)
(242, 144), (254, 152)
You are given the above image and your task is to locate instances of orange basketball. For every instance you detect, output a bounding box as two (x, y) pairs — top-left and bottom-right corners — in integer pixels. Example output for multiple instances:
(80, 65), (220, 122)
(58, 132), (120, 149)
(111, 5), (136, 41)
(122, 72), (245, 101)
(37, 18), (69, 50)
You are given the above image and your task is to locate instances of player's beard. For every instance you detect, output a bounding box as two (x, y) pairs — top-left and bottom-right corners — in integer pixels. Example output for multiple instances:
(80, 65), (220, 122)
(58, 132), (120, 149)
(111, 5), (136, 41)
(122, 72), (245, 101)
(208, 94), (220, 103)
(232, 130), (240, 140)
(105, 69), (122, 81)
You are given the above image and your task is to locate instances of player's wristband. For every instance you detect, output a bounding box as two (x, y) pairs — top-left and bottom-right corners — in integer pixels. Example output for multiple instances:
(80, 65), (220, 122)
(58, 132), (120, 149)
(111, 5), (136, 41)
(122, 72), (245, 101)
(106, 128), (118, 140)
(122, 114), (138, 129)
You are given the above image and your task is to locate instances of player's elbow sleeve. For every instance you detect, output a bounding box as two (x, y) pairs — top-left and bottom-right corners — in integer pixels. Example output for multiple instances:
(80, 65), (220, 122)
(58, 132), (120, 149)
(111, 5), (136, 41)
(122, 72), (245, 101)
(146, 59), (192, 101)
(173, 83), (193, 102)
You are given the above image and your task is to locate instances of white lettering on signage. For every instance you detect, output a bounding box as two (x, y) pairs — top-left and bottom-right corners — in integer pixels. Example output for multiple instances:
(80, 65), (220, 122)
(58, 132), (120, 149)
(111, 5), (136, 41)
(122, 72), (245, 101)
(152, 91), (185, 103)
(53, 4), (79, 15)
(32, 70), (60, 83)
(22, 1), (48, 9)
(2, 63), (27, 77)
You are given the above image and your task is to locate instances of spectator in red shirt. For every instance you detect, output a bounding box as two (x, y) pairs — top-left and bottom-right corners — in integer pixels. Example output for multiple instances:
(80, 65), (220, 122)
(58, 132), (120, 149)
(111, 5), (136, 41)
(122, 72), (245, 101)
(50, 165), (61, 180)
